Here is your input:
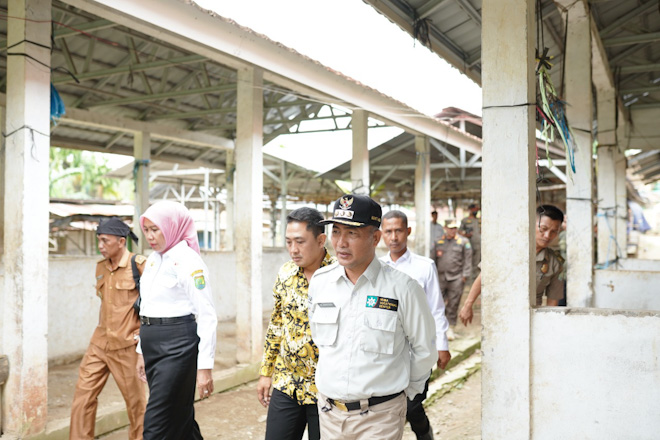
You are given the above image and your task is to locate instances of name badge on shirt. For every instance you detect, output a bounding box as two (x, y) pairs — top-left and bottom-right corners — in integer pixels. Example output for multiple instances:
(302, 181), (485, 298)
(366, 295), (398, 312)
(317, 302), (336, 308)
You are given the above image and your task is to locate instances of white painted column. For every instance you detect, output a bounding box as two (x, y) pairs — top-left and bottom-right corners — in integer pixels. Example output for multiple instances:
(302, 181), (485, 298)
(2, 0), (51, 435)
(280, 161), (287, 247)
(351, 109), (369, 195)
(563, 4), (594, 307)
(414, 135), (431, 257)
(133, 131), (150, 254)
(225, 150), (235, 250)
(235, 66), (263, 363)
(203, 168), (210, 249)
(615, 149), (627, 254)
(596, 87), (618, 266)
(0, 106), (4, 255)
(481, 0), (535, 438)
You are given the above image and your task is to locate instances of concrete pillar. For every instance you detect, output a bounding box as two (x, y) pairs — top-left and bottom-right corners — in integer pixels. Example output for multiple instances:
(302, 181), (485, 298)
(235, 66), (263, 363)
(225, 150), (235, 250)
(596, 87), (617, 266)
(414, 135), (431, 257)
(351, 109), (369, 195)
(2, 0), (51, 435)
(564, 5), (594, 307)
(596, 145), (616, 266)
(133, 131), (150, 254)
(481, 0), (535, 438)
(615, 148), (627, 254)
(280, 161), (287, 247)
(0, 106), (4, 255)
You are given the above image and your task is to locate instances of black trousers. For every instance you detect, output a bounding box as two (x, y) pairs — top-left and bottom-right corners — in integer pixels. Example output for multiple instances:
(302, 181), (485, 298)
(406, 377), (431, 438)
(265, 388), (320, 440)
(141, 318), (203, 440)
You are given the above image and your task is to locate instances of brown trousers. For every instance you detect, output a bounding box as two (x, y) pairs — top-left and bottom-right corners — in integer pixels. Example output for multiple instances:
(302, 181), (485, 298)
(317, 392), (406, 440)
(70, 343), (146, 440)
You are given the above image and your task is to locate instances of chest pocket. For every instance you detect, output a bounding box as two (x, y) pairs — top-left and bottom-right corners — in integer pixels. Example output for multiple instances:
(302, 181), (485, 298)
(361, 310), (397, 355)
(310, 306), (339, 346)
(159, 272), (178, 288)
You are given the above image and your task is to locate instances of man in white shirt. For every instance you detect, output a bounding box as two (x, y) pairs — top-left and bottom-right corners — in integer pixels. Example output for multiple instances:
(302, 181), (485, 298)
(309, 194), (437, 440)
(381, 210), (451, 440)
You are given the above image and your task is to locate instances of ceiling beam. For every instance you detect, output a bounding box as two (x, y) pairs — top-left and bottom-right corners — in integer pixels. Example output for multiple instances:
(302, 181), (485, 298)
(602, 32), (660, 47)
(619, 63), (660, 75)
(619, 85), (660, 95)
(418, 0), (449, 19)
(52, 54), (206, 84)
(455, 0), (481, 26)
(57, 105), (234, 150)
(84, 83), (238, 108)
(599, 0), (658, 38)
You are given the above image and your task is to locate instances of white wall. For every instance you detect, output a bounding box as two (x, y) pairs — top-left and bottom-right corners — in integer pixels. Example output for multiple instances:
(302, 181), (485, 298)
(593, 269), (660, 311)
(45, 248), (289, 363)
(616, 258), (660, 272)
(531, 309), (660, 439)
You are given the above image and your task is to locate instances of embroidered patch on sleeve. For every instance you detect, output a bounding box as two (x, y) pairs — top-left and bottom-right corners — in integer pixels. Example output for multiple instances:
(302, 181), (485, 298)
(194, 273), (206, 290)
(191, 269), (203, 277)
(365, 295), (399, 311)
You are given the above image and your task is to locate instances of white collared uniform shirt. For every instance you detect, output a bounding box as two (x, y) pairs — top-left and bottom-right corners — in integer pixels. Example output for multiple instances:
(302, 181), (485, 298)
(309, 257), (437, 401)
(381, 249), (449, 351)
(137, 241), (217, 369)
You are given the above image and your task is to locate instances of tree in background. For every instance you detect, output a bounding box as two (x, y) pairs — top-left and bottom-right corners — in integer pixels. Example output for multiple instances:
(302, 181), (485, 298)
(49, 147), (123, 200)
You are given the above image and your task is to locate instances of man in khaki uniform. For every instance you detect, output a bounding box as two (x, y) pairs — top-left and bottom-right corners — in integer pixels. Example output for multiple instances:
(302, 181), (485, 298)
(434, 219), (472, 339)
(534, 205), (565, 306)
(459, 205), (566, 326)
(70, 218), (146, 440)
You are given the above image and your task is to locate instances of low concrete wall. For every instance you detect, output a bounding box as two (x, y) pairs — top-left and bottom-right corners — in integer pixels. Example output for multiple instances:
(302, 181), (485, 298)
(593, 269), (660, 311)
(531, 309), (660, 439)
(616, 258), (660, 272)
(46, 248), (289, 363)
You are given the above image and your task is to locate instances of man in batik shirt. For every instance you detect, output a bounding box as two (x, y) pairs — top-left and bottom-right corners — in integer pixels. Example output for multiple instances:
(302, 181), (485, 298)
(257, 207), (335, 440)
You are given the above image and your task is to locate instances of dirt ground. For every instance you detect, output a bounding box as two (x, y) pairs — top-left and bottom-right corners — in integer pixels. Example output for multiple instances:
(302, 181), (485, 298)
(100, 368), (481, 440)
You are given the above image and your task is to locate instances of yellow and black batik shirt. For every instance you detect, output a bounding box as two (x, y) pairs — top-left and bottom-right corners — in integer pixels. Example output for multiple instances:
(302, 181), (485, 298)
(259, 250), (335, 405)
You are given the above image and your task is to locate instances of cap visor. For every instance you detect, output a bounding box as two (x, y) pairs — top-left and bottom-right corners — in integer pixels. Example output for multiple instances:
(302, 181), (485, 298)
(319, 218), (366, 227)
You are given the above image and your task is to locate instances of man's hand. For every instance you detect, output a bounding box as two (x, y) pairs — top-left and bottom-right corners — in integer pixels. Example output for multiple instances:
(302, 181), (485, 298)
(196, 369), (214, 399)
(437, 350), (451, 370)
(136, 354), (147, 383)
(459, 303), (474, 326)
(462, 276), (467, 283)
(257, 375), (272, 407)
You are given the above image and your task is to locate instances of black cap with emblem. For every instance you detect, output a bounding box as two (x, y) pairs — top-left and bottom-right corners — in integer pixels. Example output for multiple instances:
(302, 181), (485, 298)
(96, 217), (139, 243)
(320, 194), (382, 228)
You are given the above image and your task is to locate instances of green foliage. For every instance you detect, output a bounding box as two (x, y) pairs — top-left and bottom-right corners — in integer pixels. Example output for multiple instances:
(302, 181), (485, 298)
(49, 148), (122, 199)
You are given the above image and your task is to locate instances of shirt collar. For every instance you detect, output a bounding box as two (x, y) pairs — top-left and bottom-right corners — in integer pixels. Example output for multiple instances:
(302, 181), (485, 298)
(536, 248), (547, 262)
(384, 248), (411, 265)
(104, 248), (130, 271)
(330, 255), (381, 285)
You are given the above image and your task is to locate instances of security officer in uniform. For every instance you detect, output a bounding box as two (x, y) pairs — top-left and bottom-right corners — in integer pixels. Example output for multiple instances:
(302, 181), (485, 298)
(459, 205), (566, 326)
(309, 194), (437, 440)
(434, 219), (472, 340)
(459, 204), (481, 278)
(533, 205), (565, 306)
(70, 218), (146, 440)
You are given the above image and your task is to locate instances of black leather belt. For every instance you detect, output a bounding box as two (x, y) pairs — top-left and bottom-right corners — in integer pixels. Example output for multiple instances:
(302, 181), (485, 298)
(327, 391), (403, 412)
(140, 314), (195, 326)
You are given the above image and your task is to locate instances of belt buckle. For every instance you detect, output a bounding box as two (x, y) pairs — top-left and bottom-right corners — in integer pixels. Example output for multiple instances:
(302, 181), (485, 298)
(142, 316), (150, 325)
(334, 401), (348, 412)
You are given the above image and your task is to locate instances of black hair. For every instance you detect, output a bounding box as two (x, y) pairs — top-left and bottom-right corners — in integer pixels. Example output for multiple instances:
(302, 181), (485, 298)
(287, 207), (325, 237)
(536, 205), (564, 223)
(382, 210), (408, 228)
